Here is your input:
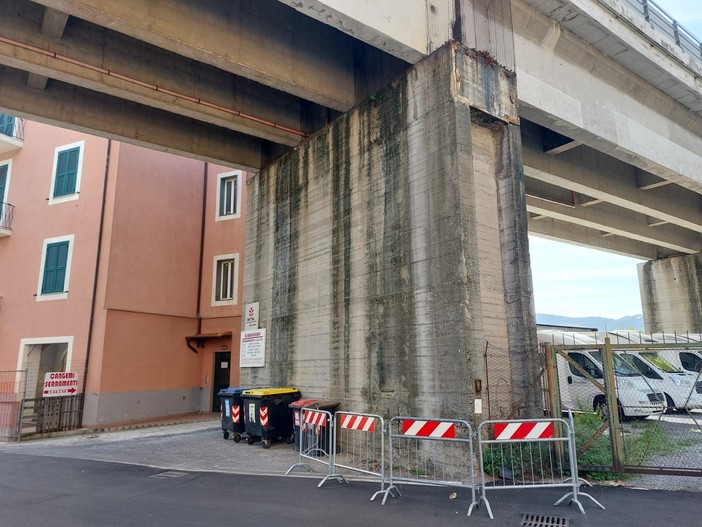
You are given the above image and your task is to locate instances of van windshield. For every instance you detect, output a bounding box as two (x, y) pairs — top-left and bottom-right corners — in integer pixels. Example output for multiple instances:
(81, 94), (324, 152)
(589, 351), (640, 376)
(640, 352), (682, 373)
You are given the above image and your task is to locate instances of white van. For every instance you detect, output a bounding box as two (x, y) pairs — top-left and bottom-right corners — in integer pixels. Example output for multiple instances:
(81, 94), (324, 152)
(538, 331), (664, 419)
(617, 350), (702, 411)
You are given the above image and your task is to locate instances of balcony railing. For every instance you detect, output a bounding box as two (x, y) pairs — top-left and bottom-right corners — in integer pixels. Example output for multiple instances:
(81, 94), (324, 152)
(0, 202), (14, 235)
(0, 114), (24, 142)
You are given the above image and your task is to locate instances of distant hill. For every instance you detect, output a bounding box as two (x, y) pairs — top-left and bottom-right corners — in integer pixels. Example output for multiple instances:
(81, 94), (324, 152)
(536, 313), (644, 331)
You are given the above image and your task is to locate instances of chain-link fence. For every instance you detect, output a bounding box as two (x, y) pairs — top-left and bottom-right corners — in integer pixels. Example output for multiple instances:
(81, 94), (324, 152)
(0, 370), (26, 441)
(541, 331), (702, 478)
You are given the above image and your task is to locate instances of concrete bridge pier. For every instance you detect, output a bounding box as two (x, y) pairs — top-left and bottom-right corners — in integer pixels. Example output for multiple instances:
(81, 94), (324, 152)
(241, 40), (540, 421)
(639, 254), (702, 333)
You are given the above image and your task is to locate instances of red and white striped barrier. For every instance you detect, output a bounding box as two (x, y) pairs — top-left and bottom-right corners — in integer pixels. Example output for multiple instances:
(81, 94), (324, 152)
(386, 416), (478, 513)
(304, 410), (328, 427)
(474, 416), (605, 520)
(401, 419), (455, 438)
(339, 414), (375, 432)
(493, 421), (553, 440)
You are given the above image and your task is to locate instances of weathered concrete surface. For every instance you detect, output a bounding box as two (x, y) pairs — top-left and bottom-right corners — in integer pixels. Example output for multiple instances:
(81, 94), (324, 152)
(639, 254), (702, 333)
(242, 42), (538, 421)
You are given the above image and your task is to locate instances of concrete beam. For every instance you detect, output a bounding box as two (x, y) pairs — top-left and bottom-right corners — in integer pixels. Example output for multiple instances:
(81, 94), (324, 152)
(0, 0), (309, 147)
(521, 122), (702, 235)
(0, 66), (269, 170)
(526, 195), (701, 255)
(25, 6), (70, 90)
(528, 218), (661, 260)
(513, 0), (702, 193)
(280, 0), (517, 70)
(31, 0), (359, 111)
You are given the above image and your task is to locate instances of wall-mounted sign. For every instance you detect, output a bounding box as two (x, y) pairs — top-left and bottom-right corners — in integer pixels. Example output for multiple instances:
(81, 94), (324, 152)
(240, 329), (266, 368)
(43, 371), (79, 397)
(244, 302), (259, 330)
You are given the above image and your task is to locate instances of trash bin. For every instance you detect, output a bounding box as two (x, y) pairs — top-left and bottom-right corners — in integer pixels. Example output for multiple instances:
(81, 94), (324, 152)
(241, 388), (301, 448)
(218, 387), (251, 442)
(289, 399), (340, 452)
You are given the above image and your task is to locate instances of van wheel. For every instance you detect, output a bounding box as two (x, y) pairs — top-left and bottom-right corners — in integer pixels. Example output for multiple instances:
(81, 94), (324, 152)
(594, 396), (624, 421)
(664, 394), (677, 414)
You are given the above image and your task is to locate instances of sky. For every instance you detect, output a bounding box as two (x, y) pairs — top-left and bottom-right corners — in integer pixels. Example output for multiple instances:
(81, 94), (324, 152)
(528, 0), (699, 320)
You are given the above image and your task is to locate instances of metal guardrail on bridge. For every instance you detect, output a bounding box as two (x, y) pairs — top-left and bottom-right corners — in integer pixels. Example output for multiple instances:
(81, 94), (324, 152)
(622, 0), (702, 59)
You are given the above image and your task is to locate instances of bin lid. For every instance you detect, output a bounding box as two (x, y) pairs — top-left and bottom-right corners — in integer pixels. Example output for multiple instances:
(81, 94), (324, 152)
(218, 387), (252, 396)
(242, 388), (300, 396)
(315, 401), (340, 410)
(289, 398), (319, 409)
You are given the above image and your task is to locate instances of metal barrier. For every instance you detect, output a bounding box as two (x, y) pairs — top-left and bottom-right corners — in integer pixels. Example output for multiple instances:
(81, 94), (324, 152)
(317, 411), (391, 501)
(385, 417), (479, 514)
(285, 407), (340, 486)
(475, 414), (604, 519)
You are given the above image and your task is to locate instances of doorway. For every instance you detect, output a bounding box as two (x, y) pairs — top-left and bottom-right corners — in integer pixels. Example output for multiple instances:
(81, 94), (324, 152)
(212, 351), (231, 412)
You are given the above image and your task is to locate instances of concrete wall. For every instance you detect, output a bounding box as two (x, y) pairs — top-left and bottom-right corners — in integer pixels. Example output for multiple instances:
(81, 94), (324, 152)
(639, 254), (702, 333)
(242, 42), (538, 420)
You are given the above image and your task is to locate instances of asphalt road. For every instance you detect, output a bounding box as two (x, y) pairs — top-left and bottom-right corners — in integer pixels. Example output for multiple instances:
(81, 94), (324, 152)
(0, 421), (700, 526)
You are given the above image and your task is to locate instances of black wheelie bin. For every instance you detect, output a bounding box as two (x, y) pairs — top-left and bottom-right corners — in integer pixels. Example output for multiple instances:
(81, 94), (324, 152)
(241, 388), (301, 448)
(218, 387), (250, 442)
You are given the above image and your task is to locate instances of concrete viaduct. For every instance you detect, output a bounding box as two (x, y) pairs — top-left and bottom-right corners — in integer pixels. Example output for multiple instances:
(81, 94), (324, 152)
(1, 0), (700, 418)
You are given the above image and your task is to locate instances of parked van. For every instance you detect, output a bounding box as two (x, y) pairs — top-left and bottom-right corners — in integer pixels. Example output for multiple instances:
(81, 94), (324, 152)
(538, 331), (664, 418)
(617, 350), (702, 411)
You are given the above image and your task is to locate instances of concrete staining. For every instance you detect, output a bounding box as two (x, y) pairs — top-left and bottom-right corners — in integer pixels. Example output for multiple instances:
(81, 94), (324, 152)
(639, 254), (702, 333)
(242, 42), (535, 422)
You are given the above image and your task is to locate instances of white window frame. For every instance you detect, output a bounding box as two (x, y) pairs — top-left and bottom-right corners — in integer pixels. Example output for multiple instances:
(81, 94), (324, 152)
(215, 170), (242, 221)
(212, 253), (239, 306)
(48, 140), (85, 205)
(36, 234), (75, 301)
(0, 158), (11, 203)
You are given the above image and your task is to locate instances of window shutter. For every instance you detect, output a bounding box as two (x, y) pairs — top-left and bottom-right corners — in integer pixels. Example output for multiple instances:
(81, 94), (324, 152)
(54, 147), (79, 197)
(42, 241), (69, 294)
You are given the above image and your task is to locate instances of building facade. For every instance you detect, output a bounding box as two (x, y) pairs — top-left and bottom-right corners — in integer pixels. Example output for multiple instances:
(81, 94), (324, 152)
(0, 116), (246, 431)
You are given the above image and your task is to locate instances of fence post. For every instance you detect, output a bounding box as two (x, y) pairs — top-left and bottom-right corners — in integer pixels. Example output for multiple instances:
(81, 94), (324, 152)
(602, 337), (625, 471)
(545, 343), (562, 419)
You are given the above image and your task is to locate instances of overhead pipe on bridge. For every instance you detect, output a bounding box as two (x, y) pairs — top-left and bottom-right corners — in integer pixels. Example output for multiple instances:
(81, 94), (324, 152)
(0, 35), (310, 140)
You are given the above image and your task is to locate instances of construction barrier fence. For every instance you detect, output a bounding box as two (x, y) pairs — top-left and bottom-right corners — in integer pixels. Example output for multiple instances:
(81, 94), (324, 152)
(475, 414), (605, 519)
(386, 417), (479, 514)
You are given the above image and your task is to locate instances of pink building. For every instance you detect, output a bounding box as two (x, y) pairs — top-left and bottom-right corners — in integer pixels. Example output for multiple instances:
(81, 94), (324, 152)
(0, 116), (246, 431)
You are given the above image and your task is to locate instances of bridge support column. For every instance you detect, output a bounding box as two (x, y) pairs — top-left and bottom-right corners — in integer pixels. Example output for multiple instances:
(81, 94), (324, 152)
(241, 40), (539, 420)
(639, 254), (702, 332)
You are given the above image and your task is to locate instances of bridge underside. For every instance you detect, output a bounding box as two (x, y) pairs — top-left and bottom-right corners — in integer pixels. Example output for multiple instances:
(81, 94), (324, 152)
(1, 0), (701, 417)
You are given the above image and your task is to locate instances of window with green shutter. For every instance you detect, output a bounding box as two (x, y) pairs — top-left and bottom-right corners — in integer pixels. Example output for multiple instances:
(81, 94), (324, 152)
(41, 241), (70, 294)
(53, 147), (80, 198)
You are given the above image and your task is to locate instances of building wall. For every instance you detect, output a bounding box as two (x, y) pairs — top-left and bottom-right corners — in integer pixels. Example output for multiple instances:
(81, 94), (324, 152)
(0, 121), (109, 378)
(0, 120), (246, 429)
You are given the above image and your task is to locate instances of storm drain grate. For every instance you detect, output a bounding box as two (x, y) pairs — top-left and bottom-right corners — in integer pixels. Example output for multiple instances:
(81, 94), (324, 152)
(521, 513), (569, 527)
(149, 471), (188, 479)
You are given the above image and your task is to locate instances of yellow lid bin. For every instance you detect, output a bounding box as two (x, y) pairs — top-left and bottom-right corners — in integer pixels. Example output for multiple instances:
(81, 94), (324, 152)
(240, 388), (302, 448)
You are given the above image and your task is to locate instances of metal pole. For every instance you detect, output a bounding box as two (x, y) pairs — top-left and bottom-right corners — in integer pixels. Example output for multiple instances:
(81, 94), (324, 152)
(602, 338), (625, 471)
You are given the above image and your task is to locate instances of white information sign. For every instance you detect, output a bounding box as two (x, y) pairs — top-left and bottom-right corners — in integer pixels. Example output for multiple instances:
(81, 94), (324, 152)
(244, 302), (260, 330)
(43, 371), (79, 397)
(240, 329), (266, 368)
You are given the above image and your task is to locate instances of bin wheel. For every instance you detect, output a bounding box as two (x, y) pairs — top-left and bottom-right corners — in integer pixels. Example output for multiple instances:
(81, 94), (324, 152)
(233, 433), (241, 443)
(223, 431), (230, 440)
(246, 436), (255, 445)
(262, 438), (272, 449)
(286, 434), (295, 445)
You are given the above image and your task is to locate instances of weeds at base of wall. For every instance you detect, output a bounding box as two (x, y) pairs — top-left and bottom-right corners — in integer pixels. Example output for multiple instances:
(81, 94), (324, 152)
(574, 410), (676, 481)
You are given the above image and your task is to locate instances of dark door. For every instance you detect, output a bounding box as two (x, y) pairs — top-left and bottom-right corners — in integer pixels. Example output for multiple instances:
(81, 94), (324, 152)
(212, 352), (231, 412)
